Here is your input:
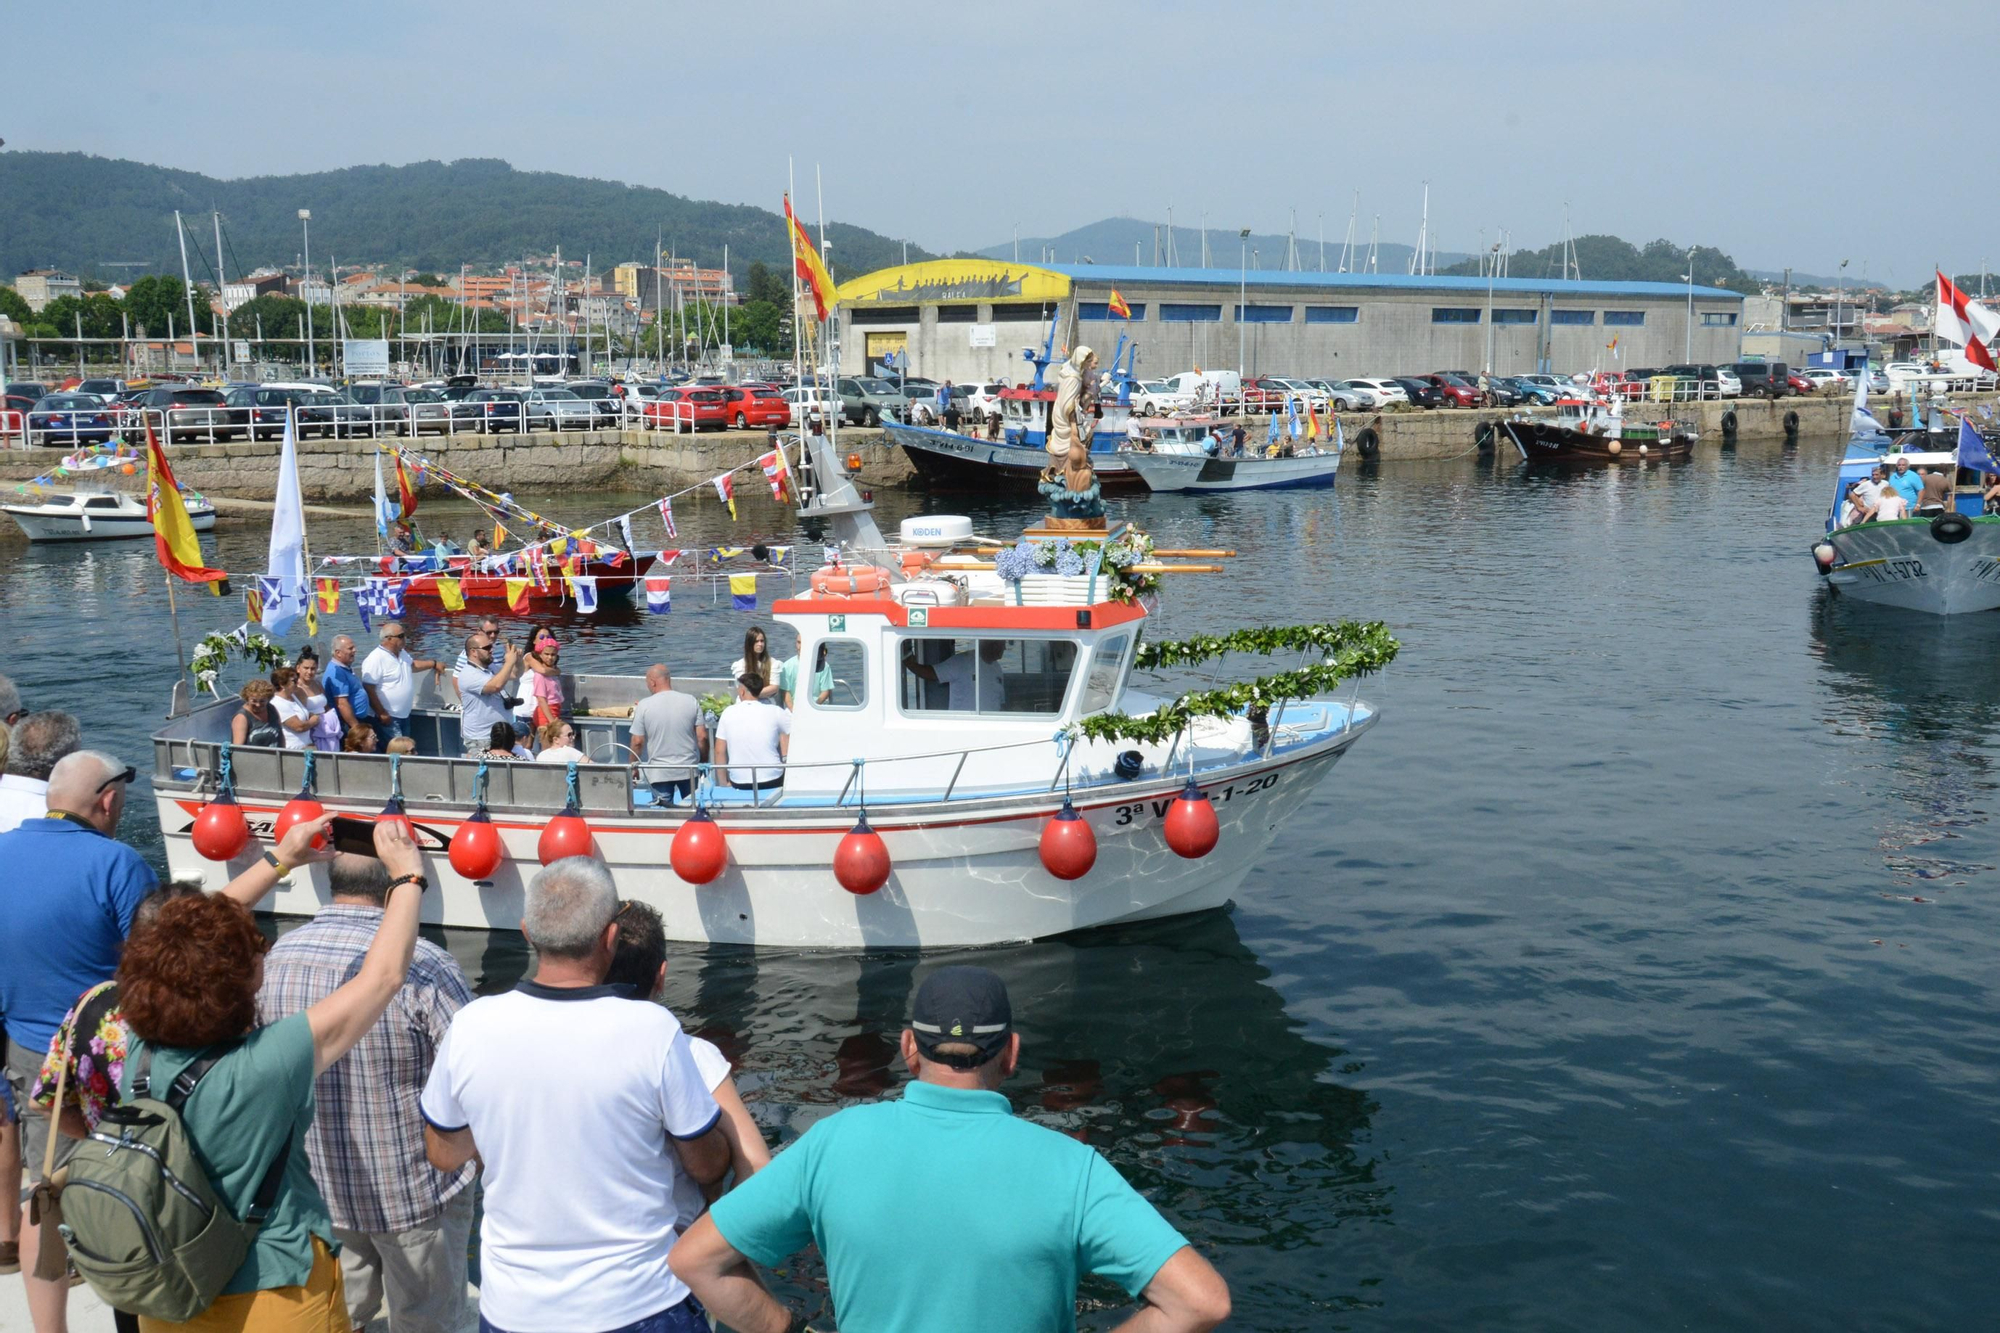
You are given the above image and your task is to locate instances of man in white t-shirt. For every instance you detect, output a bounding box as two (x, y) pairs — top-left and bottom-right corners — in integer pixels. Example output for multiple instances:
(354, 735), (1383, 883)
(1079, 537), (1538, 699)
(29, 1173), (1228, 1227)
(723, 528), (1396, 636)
(0, 710), (80, 834)
(421, 858), (729, 1333)
(361, 622), (446, 743)
(713, 672), (790, 792)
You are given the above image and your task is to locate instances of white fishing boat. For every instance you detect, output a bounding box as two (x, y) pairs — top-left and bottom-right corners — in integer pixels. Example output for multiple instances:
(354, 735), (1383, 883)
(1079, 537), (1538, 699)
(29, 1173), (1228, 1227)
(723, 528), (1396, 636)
(149, 431), (1395, 949)
(3, 487), (216, 542)
(1810, 381), (2000, 615)
(1121, 415), (1341, 493)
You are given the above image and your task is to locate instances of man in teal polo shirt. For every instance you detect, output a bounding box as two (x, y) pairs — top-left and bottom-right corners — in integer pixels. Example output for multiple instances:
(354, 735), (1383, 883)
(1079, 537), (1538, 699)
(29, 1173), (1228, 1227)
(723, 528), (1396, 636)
(670, 966), (1231, 1333)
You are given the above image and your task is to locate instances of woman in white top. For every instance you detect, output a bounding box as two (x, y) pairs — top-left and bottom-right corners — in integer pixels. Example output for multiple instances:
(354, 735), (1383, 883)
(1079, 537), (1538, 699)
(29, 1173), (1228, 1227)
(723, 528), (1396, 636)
(267, 666), (321, 752)
(535, 719), (590, 765)
(297, 655), (343, 752)
(727, 627), (781, 700)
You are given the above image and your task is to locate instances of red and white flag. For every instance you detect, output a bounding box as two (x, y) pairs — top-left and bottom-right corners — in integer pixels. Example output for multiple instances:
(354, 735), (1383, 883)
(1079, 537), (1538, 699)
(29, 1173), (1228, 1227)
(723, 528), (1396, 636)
(1937, 271), (1999, 372)
(758, 448), (790, 502)
(713, 472), (736, 520)
(657, 497), (677, 538)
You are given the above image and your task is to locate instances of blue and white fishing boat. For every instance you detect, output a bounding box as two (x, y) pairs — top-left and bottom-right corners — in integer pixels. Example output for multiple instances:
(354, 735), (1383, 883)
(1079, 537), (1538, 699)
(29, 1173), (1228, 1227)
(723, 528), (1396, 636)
(1811, 383), (2000, 615)
(1119, 413), (1341, 493)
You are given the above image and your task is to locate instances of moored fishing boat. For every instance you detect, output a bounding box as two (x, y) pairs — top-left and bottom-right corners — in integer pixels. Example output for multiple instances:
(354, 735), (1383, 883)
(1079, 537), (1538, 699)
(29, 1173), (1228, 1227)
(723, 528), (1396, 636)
(1120, 414), (1341, 493)
(1499, 396), (1695, 464)
(150, 431), (1396, 948)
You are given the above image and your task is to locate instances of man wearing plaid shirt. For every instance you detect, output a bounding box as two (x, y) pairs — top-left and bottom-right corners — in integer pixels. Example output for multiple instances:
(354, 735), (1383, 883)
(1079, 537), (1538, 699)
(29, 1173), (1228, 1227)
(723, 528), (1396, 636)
(259, 853), (477, 1333)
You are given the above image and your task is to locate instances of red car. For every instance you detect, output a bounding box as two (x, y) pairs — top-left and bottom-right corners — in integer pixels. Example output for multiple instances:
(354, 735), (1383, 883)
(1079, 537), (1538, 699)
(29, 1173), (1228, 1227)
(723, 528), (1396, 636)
(1241, 377), (1293, 412)
(1785, 371), (1814, 395)
(717, 385), (793, 429)
(1424, 373), (1481, 407)
(643, 387), (730, 431)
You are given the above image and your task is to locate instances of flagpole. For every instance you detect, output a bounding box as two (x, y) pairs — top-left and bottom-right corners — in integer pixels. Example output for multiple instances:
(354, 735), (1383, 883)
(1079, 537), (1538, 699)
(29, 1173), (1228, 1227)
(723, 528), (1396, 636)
(164, 572), (191, 710)
(816, 164), (838, 463)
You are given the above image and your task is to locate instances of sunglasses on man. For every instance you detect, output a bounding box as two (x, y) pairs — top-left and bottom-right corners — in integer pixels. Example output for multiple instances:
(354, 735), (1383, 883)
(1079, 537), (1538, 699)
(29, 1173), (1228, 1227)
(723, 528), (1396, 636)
(96, 765), (137, 794)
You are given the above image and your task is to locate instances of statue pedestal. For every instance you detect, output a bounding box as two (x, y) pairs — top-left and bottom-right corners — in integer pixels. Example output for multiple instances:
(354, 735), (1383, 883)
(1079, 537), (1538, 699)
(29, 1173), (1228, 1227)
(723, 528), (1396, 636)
(1029, 517), (1108, 535)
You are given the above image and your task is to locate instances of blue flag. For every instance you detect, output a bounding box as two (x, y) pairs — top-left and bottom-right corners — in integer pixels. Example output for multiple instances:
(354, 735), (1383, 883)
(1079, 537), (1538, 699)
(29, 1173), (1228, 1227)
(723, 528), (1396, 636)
(1267, 412), (1281, 445)
(1958, 417), (1998, 476)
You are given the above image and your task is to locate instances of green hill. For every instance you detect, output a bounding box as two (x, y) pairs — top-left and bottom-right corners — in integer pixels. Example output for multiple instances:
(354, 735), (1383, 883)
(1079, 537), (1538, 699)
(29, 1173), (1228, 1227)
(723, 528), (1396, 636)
(1439, 234), (1760, 294)
(0, 152), (929, 285)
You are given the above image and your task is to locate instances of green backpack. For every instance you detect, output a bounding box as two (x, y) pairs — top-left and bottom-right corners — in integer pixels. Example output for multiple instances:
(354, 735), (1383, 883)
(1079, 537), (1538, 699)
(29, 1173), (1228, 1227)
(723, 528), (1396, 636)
(57, 1045), (291, 1322)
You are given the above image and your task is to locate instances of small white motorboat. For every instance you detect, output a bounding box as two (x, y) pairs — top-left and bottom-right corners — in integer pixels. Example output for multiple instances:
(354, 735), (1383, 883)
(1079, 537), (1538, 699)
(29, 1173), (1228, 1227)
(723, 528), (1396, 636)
(1121, 415), (1342, 493)
(2, 487), (217, 542)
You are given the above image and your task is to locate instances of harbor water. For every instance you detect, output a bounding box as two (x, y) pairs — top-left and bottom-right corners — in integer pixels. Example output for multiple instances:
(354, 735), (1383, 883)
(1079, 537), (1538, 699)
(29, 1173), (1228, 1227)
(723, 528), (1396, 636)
(5, 434), (1996, 1329)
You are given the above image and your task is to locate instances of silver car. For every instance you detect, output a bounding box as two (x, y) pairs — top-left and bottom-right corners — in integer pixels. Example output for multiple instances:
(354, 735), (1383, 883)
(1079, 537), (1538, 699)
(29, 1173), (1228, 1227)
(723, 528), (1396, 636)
(522, 388), (599, 430)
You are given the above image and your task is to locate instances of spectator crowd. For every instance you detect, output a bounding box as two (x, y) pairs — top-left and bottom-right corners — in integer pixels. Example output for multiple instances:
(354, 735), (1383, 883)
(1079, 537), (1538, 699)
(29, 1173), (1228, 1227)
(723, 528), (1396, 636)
(0, 670), (1230, 1333)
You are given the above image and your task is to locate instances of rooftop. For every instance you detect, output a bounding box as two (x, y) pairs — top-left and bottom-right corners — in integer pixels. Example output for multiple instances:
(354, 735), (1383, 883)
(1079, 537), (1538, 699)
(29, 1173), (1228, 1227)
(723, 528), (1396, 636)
(1040, 263), (1744, 302)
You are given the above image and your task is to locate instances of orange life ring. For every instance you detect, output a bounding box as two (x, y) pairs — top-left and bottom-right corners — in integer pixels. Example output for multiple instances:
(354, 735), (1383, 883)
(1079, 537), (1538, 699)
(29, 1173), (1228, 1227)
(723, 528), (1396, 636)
(811, 565), (888, 597)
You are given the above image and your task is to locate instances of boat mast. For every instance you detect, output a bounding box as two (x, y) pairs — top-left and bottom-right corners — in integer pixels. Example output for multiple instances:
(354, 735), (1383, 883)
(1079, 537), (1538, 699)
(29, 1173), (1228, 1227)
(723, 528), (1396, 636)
(174, 211), (201, 378)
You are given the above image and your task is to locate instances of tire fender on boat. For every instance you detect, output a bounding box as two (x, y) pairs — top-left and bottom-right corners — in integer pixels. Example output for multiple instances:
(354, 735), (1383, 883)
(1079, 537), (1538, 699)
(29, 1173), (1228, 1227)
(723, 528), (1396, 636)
(1355, 428), (1379, 458)
(1931, 512), (1974, 545)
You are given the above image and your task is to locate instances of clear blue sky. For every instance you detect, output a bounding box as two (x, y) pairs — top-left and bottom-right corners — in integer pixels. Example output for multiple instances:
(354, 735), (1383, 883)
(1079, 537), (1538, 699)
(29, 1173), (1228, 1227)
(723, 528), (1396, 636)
(7, 0), (1991, 287)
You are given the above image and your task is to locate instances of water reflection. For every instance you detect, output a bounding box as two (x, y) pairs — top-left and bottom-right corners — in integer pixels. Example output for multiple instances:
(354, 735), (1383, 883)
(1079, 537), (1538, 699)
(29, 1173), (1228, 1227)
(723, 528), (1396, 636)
(1808, 591), (2000, 889)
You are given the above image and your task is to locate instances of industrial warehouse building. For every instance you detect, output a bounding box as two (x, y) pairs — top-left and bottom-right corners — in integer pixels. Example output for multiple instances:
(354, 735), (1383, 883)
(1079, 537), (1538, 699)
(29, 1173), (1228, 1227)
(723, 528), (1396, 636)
(834, 260), (1747, 385)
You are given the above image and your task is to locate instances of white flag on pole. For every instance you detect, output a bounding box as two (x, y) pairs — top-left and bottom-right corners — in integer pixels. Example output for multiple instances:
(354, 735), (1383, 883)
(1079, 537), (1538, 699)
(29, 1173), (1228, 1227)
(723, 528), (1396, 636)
(262, 413), (307, 637)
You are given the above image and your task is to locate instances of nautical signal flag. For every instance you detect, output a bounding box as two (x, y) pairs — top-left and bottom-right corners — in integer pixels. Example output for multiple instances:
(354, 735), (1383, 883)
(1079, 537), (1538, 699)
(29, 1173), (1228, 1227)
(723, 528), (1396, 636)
(571, 575), (599, 614)
(1937, 271), (2000, 372)
(713, 472), (737, 520)
(658, 498), (677, 538)
(316, 578), (340, 614)
(492, 521), (507, 548)
(144, 426), (228, 588)
(759, 449), (790, 502)
(1305, 405), (1321, 441)
(436, 577), (465, 612)
(1107, 289), (1132, 320)
(1606, 335), (1619, 352)
(646, 575), (672, 614)
(730, 573), (757, 611)
(304, 604), (318, 638)
(245, 583), (266, 624)
(785, 193), (837, 323)
(394, 455), (419, 519)
(505, 578), (530, 612)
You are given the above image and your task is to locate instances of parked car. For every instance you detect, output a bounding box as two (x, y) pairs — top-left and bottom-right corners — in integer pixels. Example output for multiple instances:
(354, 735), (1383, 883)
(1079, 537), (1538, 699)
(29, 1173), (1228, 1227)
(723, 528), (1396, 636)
(401, 387), (455, 434)
(224, 385), (301, 440)
(348, 383), (422, 434)
(5, 382), (50, 401)
(565, 381), (625, 427)
(1482, 378), (1527, 407)
(717, 385), (792, 429)
(1131, 379), (1195, 415)
(781, 385), (838, 426)
(1801, 368), (1849, 393)
(453, 388), (527, 432)
(1342, 378), (1406, 407)
(1728, 362), (1794, 398)
(25, 394), (115, 448)
(1422, 373), (1481, 407)
(1392, 377), (1445, 408)
(74, 378), (124, 398)
(136, 385), (236, 441)
(1866, 369), (1890, 395)
(643, 387), (730, 431)
(1494, 376), (1553, 406)
(1264, 377), (1329, 408)
(836, 376), (906, 426)
(2, 393), (40, 430)
(522, 388), (599, 431)
(961, 381), (1009, 422)
(295, 390), (380, 438)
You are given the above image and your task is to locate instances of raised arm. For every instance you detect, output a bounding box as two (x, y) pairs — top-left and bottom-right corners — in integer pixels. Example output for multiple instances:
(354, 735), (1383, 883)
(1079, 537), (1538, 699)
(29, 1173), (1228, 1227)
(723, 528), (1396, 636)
(218, 813), (339, 909)
(304, 820), (426, 1074)
(1107, 1247), (1231, 1333)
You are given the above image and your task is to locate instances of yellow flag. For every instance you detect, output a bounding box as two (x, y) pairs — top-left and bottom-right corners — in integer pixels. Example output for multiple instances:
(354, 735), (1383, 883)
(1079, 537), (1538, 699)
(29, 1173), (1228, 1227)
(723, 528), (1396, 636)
(505, 578), (529, 611)
(493, 521), (507, 547)
(729, 573), (757, 610)
(437, 577), (465, 612)
(550, 536), (569, 557)
(305, 605), (319, 637)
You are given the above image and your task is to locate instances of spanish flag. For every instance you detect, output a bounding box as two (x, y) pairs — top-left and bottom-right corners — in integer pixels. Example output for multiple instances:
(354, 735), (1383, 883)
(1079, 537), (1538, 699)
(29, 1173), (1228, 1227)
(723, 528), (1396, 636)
(785, 193), (836, 323)
(145, 427), (228, 588)
(1107, 289), (1132, 320)
(1606, 335), (1619, 352)
(1305, 404), (1320, 441)
(394, 455), (419, 520)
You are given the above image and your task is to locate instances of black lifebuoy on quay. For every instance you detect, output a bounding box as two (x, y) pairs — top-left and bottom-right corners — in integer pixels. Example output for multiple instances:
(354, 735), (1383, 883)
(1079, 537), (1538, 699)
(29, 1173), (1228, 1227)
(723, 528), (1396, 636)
(1932, 512), (1973, 545)
(1355, 428), (1379, 458)
(1783, 409), (1801, 437)
(1720, 409), (1738, 438)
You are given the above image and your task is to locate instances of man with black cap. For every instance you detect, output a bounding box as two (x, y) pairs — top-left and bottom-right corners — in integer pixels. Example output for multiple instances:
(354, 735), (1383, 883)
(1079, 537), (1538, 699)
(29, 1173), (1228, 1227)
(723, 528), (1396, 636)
(670, 965), (1231, 1333)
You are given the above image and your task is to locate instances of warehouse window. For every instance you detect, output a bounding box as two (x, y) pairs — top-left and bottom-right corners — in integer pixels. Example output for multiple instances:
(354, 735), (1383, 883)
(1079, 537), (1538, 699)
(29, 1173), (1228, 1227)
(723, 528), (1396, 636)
(1158, 303), (1222, 323)
(1304, 306), (1359, 324)
(989, 303), (1050, 322)
(1550, 310), (1594, 325)
(1603, 311), (1646, 326)
(1234, 304), (1293, 323)
(1701, 312), (1738, 327)
(934, 306), (980, 324)
(1432, 308), (1481, 324)
(1491, 309), (1537, 325)
(1078, 302), (1148, 320)
(850, 306), (919, 326)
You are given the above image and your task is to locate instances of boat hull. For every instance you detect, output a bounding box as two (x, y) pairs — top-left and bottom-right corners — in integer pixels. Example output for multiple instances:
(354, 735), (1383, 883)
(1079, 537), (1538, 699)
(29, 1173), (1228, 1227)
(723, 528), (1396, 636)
(887, 424), (1143, 492)
(3, 503), (215, 542)
(1123, 449), (1340, 493)
(400, 554), (656, 603)
(1500, 419), (1693, 464)
(153, 722), (1367, 949)
(1820, 516), (2000, 615)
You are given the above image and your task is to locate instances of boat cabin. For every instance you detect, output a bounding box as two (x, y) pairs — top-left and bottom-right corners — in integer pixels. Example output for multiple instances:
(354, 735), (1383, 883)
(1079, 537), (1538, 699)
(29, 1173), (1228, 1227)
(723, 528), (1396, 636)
(1125, 417), (1219, 455)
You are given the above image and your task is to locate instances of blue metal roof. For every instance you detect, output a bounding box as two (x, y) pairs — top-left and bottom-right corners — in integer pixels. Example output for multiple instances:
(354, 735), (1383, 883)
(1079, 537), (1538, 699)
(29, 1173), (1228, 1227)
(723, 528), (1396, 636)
(1040, 263), (1742, 301)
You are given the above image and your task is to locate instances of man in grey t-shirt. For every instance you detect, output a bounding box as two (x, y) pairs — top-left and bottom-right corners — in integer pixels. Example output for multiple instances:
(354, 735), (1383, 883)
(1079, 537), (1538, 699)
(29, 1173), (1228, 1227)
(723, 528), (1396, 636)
(629, 665), (708, 804)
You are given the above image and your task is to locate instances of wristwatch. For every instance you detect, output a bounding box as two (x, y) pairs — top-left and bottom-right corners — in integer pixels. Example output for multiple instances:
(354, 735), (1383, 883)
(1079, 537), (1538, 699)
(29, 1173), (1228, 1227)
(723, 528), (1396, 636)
(387, 873), (429, 895)
(262, 850), (289, 877)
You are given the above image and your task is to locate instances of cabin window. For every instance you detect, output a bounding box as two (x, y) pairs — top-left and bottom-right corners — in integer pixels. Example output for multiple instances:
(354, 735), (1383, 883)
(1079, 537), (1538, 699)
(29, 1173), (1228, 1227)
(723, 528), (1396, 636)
(85, 496), (122, 509)
(1079, 634), (1131, 715)
(804, 639), (867, 710)
(899, 637), (1078, 716)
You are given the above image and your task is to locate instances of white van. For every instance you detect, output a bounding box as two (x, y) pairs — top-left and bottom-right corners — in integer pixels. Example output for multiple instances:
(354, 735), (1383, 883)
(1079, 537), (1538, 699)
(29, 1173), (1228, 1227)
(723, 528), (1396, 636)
(1163, 370), (1241, 407)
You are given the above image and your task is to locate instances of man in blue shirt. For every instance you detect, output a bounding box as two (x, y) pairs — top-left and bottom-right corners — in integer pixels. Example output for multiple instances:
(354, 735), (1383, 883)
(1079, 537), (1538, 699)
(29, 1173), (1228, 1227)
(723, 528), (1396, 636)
(324, 633), (375, 748)
(671, 966), (1230, 1333)
(1887, 456), (1924, 509)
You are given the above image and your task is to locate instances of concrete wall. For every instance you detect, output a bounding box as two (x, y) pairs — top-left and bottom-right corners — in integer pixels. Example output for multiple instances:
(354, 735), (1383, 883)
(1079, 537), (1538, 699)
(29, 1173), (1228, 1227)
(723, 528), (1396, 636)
(842, 282), (1745, 385)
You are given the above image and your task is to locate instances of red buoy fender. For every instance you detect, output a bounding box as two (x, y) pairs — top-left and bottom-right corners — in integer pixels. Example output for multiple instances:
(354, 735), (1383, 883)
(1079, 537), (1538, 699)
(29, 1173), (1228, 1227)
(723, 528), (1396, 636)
(377, 796), (417, 846)
(449, 807), (506, 880)
(834, 813), (892, 895)
(538, 805), (596, 865)
(670, 809), (729, 885)
(1162, 779), (1220, 859)
(273, 793), (327, 851)
(191, 789), (252, 862)
(1038, 799), (1098, 881)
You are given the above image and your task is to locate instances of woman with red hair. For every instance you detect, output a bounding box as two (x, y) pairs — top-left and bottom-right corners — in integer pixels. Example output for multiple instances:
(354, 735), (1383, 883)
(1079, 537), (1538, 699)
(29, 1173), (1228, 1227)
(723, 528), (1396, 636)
(117, 821), (430, 1332)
